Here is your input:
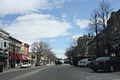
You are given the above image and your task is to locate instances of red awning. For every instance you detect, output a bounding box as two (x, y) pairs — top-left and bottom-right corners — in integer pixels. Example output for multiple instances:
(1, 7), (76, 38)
(9, 52), (18, 60)
(9, 52), (25, 60)
(25, 56), (31, 60)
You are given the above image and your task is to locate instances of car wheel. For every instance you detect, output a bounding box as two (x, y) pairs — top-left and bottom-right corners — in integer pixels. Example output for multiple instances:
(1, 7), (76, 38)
(93, 69), (98, 72)
(110, 66), (114, 72)
(78, 65), (81, 67)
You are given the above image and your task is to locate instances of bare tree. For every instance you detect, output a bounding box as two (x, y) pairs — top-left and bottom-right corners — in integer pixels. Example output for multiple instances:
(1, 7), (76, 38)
(88, 0), (112, 57)
(31, 41), (50, 63)
(65, 46), (75, 59)
(98, 0), (112, 29)
(89, 9), (101, 57)
(98, 0), (112, 55)
(89, 9), (101, 35)
(47, 52), (56, 62)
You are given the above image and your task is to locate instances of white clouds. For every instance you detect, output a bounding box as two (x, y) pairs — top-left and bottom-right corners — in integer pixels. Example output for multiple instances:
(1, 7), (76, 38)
(57, 54), (66, 59)
(48, 39), (57, 42)
(0, 0), (50, 16)
(0, 0), (75, 16)
(4, 13), (72, 44)
(75, 19), (90, 29)
(72, 34), (82, 40)
(52, 49), (66, 59)
(52, 49), (66, 53)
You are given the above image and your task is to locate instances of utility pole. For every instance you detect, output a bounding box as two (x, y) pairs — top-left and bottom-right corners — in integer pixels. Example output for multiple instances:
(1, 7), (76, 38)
(95, 14), (99, 58)
(13, 45), (16, 68)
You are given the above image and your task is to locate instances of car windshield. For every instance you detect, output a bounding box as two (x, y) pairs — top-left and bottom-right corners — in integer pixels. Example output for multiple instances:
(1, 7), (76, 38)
(96, 57), (110, 61)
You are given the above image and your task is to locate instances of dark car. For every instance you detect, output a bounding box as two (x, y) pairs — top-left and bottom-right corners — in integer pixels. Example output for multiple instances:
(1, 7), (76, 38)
(89, 57), (120, 72)
(55, 60), (62, 65)
(35, 62), (45, 66)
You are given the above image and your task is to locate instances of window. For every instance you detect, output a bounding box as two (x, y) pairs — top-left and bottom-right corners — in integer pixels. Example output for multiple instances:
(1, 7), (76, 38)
(96, 57), (110, 61)
(88, 58), (94, 61)
(4, 42), (7, 47)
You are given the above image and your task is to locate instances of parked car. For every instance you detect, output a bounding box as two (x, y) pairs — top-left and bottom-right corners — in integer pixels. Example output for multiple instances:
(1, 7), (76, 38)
(20, 62), (31, 68)
(35, 62), (45, 66)
(89, 57), (120, 72)
(70, 60), (73, 65)
(54, 60), (62, 65)
(73, 56), (90, 67)
(78, 58), (94, 67)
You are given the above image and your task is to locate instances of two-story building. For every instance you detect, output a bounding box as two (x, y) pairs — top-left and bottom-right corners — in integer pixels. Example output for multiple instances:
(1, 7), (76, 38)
(20, 43), (31, 63)
(9, 36), (23, 68)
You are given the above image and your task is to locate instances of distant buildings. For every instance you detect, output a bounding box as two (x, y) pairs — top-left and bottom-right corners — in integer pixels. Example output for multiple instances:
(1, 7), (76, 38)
(76, 34), (94, 57)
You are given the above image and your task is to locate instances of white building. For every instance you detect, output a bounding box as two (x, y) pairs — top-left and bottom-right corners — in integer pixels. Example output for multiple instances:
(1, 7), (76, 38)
(0, 28), (10, 68)
(0, 28), (10, 51)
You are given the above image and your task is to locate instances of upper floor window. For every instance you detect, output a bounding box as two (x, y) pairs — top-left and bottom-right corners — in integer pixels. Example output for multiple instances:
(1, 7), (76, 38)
(4, 42), (7, 47)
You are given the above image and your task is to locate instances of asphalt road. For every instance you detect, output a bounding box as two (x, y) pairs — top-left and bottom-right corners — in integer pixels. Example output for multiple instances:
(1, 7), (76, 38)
(0, 64), (120, 80)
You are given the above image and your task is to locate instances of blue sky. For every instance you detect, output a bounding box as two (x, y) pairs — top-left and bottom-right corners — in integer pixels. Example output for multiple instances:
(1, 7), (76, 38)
(0, 0), (120, 59)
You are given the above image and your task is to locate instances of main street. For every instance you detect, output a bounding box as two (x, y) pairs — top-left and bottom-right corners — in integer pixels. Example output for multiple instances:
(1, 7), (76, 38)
(0, 64), (120, 80)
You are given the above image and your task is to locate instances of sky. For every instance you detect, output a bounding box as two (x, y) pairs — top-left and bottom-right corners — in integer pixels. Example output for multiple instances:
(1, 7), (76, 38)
(0, 0), (120, 59)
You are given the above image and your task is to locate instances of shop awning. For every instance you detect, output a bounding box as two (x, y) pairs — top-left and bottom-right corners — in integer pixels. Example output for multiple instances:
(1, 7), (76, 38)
(0, 52), (9, 59)
(9, 52), (25, 60)
(25, 56), (31, 60)
(16, 54), (26, 60)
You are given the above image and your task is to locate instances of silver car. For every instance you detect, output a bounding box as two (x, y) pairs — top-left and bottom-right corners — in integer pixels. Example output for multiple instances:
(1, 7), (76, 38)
(78, 58), (94, 67)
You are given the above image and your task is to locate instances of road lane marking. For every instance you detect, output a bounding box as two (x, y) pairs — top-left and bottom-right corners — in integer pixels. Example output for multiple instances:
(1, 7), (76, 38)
(8, 66), (52, 80)
(86, 74), (111, 80)
(86, 73), (120, 80)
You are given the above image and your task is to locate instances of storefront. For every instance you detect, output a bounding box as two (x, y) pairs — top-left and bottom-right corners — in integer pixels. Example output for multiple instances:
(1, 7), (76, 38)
(9, 52), (25, 68)
(9, 52), (32, 67)
(0, 52), (9, 68)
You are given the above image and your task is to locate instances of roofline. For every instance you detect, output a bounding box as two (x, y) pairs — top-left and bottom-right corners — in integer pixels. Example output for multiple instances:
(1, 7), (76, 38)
(0, 28), (10, 35)
(9, 36), (22, 43)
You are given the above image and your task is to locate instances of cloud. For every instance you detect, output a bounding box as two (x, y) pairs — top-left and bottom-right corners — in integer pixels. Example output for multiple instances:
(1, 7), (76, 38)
(56, 54), (66, 59)
(72, 34), (83, 40)
(52, 49), (66, 59)
(52, 49), (66, 53)
(4, 13), (73, 44)
(48, 39), (57, 42)
(0, 0), (75, 16)
(75, 19), (90, 29)
(0, 0), (48, 16)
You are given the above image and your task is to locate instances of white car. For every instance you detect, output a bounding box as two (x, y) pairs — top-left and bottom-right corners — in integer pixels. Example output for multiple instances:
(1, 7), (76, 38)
(78, 58), (94, 67)
(20, 62), (31, 68)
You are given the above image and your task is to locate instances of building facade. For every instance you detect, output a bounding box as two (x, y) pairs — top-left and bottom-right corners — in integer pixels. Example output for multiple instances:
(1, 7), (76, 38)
(9, 36), (22, 68)
(0, 28), (10, 68)
(106, 9), (120, 56)
(88, 9), (120, 57)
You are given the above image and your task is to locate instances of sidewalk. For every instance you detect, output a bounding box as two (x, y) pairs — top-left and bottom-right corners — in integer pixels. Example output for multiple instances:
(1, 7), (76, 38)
(3, 65), (51, 73)
(3, 67), (22, 73)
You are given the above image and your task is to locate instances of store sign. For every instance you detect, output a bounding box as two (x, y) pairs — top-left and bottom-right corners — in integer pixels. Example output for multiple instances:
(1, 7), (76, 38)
(3, 36), (9, 39)
(0, 33), (9, 39)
